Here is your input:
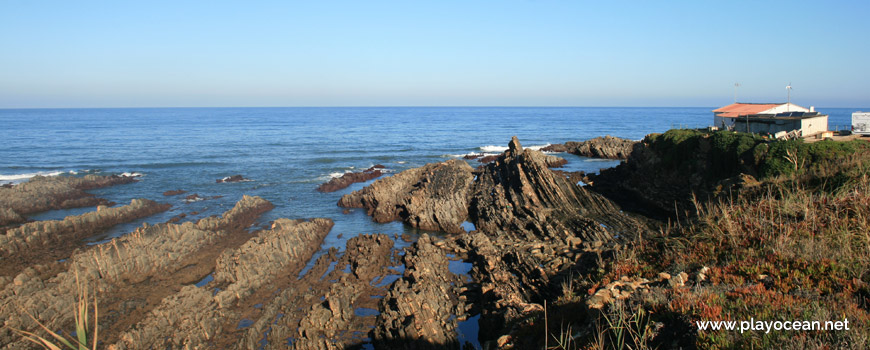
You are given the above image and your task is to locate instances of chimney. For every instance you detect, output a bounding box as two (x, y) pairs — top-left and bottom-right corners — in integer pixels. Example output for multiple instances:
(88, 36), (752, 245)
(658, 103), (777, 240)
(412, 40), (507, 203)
(810, 106), (815, 112)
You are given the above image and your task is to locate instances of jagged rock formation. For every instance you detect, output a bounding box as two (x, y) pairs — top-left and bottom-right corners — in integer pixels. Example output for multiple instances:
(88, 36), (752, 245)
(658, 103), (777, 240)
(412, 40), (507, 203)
(0, 196), (273, 350)
(317, 165), (386, 193)
(542, 136), (638, 160)
(0, 174), (138, 226)
(373, 234), (466, 349)
(341, 137), (641, 244)
(0, 199), (171, 278)
(234, 234), (397, 350)
(469, 137), (638, 243)
(338, 160), (474, 234)
(109, 216), (332, 349)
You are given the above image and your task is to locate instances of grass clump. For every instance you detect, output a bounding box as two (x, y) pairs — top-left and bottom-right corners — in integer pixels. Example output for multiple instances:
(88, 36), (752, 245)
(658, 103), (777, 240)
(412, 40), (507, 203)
(7, 271), (99, 350)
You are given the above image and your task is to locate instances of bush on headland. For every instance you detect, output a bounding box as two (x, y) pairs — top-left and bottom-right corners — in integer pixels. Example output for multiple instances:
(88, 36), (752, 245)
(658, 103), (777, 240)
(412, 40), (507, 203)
(530, 130), (870, 349)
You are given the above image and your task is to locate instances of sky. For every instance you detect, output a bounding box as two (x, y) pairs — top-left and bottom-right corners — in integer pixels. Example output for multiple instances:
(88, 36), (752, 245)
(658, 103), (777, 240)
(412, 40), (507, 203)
(1, 1), (868, 108)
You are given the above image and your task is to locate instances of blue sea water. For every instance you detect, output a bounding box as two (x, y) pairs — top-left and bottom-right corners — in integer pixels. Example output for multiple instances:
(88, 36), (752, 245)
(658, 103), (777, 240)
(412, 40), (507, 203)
(0, 107), (859, 241)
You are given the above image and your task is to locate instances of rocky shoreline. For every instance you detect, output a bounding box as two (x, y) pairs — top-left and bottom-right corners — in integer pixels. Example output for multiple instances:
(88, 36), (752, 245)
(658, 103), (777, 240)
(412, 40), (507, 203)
(6, 131), (860, 349)
(0, 136), (642, 349)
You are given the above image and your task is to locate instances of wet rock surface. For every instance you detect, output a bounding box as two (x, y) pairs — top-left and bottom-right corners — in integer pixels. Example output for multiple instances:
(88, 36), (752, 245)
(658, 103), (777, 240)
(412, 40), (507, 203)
(317, 165), (386, 193)
(217, 175), (251, 183)
(163, 189), (187, 196)
(542, 136), (638, 160)
(338, 159), (475, 234)
(0, 174), (138, 226)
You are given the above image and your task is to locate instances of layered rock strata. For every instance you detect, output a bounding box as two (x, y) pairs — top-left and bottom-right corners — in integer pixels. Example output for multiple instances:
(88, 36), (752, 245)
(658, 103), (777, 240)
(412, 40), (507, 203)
(0, 199), (171, 277)
(542, 136), (637, 160)
(109, 217), (333, 349)
(0, 196), (273, 349)
(0, 174), (138, 226)
(234, 234), (397, 350)
(372, 234), (466, 349)
(338, 160), (474, 234)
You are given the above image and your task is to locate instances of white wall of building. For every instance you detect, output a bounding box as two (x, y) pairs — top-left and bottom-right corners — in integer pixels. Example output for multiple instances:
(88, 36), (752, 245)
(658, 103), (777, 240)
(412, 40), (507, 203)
(760, 103), (809, 114)
(800, 115), (828, 136)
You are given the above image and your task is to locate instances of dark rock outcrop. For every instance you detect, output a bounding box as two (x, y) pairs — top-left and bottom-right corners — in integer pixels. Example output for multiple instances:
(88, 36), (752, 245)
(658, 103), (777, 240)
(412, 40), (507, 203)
(317, 165), (386, 193)
(163, 189), (187, 196)
(469, 137), (639, 243)
(543, 136), (638, 160)
(338, 160), (475, 234)
(216, 175), (250, 183)
(0, 174), (138, 226)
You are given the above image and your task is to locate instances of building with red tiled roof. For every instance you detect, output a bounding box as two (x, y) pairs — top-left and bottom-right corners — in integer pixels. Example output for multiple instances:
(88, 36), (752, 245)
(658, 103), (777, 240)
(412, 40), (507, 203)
(713, 102), (828, 137)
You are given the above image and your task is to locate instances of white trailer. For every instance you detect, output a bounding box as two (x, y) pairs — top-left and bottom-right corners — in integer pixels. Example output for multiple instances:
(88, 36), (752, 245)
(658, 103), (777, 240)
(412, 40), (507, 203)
(854, 112), (870, 135)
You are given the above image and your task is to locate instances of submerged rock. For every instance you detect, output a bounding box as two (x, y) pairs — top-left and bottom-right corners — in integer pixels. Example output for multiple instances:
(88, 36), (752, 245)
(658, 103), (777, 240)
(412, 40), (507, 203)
(216, 175), (250, 183)
(163, 189), (187, 196)
(317, 165), (386, 193)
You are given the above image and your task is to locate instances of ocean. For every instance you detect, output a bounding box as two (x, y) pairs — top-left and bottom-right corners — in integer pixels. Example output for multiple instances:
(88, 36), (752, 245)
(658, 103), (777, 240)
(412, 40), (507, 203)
(0, 107), (858, 244)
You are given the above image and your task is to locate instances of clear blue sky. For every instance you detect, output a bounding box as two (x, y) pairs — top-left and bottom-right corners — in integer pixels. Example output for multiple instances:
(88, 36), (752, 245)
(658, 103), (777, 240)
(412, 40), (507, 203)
(1, 1), (867, 108)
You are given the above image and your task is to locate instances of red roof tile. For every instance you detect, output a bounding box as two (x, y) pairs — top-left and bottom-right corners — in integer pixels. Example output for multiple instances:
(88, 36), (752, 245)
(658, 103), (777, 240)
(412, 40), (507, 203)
(713, 103), (781, 118)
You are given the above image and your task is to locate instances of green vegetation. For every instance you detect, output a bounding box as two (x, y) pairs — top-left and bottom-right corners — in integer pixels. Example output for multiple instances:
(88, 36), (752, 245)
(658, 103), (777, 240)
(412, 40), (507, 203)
(646, 129), (870, 181)
(8, 272), (99, 350)
(533, 131), (870, 349)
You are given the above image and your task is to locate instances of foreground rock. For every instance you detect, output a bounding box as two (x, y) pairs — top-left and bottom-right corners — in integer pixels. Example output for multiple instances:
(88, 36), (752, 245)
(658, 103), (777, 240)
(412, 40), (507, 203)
(543, 136), (637, 159)
(373, 234), (466, 349)
(338, 159), (474, 234)
(110, 217), (333, 349)
(235, 234), (397, 350)
(0, 199), (171, 277)
(0, 174), (138, 226)
(0, 195), (274, 349)
(317, 165), (386, 193)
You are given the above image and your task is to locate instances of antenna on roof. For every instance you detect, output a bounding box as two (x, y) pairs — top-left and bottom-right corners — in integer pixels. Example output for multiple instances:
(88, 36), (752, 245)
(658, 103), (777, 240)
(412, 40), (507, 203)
(734, 82), (741, 103)
(786, 83), (793, 112)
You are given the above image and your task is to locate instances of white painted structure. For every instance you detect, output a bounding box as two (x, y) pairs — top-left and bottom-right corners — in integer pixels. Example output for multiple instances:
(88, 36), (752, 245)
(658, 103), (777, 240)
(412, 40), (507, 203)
(854, 112), (870, 135)
(713, 102), (828, 136)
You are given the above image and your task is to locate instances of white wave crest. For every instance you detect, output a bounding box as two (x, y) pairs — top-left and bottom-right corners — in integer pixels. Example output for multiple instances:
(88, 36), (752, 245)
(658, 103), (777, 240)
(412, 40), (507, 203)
(0, 171), (65, 183)
(478, 145), (507, 153)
